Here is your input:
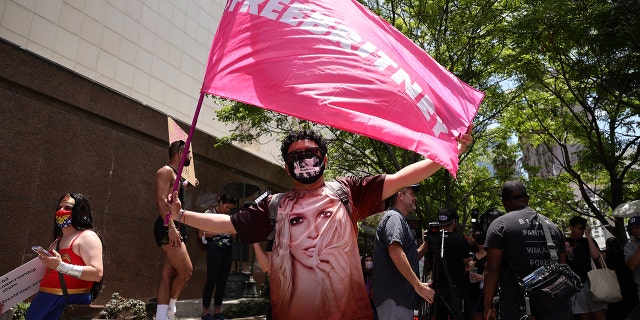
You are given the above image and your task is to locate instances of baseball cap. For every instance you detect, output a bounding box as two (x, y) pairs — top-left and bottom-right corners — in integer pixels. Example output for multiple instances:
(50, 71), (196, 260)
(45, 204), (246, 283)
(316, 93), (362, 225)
(408, 184), (420, 193)
(437, 208), (458, 226)
(629, 216), (640, 227)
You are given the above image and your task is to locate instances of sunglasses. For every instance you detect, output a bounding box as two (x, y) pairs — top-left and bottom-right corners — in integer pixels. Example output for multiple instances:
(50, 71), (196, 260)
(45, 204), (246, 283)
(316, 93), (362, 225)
(286, 147), (321, 163)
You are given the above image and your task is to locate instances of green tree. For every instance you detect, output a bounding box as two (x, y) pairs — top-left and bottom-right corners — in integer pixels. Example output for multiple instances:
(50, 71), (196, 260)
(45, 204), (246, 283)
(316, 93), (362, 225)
(504, 0), (640, 241)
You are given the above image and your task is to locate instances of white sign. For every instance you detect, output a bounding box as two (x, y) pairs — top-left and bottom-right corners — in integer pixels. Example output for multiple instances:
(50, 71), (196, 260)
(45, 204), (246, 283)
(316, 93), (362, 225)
(0, 258), (46, 313)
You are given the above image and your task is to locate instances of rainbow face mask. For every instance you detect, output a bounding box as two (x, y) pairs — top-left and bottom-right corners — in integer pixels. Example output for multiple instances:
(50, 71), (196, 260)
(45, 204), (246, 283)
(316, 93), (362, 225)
(55, 208), (72, 229)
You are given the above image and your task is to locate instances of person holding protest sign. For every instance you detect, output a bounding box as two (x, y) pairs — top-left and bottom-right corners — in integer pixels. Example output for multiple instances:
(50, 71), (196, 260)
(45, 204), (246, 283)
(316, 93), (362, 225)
(165, 128), (472, 319)
(26, 193), (104, 319)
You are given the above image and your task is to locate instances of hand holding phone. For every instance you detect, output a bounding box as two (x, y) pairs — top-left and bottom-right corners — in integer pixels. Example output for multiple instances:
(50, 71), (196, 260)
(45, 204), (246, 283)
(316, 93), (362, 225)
(32, 246), (53, 257)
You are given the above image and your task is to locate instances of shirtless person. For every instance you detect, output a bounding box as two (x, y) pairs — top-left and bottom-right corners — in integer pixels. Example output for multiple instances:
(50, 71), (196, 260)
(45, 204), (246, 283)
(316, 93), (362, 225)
(153, 140), (195, 320)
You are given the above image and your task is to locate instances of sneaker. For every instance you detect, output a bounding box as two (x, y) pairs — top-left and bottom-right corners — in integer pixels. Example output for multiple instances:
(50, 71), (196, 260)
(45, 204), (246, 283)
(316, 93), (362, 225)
(213, 313), (227, 320)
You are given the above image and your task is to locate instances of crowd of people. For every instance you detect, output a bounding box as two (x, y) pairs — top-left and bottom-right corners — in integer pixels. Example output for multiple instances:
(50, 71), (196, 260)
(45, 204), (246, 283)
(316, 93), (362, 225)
(6, 128), (640, 320)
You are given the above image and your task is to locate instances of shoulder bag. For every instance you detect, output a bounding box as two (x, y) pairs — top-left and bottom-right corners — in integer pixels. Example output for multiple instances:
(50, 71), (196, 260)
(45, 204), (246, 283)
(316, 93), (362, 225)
(587, 253), (622, 303)
(56, 240), (104, 320)
(519, 214), (582, 318)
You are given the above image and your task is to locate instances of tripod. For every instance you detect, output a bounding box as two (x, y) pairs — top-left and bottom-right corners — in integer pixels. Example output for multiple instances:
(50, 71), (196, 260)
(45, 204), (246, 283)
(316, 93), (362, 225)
(419, 229), (464, 320)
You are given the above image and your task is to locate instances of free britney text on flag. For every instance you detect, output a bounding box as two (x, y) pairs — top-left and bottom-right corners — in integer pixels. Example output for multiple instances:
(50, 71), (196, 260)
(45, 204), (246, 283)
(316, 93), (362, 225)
(202, 0), (484, 176)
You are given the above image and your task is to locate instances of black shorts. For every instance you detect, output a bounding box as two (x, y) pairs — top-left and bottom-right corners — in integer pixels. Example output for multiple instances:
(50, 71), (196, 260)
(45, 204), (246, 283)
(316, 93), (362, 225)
(154, 216), (187, 247)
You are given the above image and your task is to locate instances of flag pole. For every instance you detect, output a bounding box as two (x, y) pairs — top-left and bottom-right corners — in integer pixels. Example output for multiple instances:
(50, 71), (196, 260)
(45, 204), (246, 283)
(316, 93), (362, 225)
(165, 91), (206, 225)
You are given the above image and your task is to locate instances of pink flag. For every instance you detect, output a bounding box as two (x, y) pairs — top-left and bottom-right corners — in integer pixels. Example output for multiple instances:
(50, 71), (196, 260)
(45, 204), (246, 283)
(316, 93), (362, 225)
(202, 0), (484, 176)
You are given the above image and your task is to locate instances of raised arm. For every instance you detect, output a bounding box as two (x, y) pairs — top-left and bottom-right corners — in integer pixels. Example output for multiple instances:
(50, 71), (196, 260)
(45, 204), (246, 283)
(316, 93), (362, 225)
(584, 226), (601, 259)
(381, 127), (473, 200)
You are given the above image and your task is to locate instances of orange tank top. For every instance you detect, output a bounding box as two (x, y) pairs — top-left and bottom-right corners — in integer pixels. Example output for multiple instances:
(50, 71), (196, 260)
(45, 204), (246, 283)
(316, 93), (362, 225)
(39, 231), (93, 294)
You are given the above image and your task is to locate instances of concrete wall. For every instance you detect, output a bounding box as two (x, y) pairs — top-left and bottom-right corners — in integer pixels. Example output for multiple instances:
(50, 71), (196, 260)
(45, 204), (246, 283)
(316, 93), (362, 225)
(0, 38), (291, 304)
(0, 0), (281, 163)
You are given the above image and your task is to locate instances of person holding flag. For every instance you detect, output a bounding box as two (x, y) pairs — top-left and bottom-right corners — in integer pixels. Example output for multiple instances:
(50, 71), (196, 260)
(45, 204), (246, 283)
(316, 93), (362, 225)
(165, 128), (472, 319)
(162, 1), (481, 318)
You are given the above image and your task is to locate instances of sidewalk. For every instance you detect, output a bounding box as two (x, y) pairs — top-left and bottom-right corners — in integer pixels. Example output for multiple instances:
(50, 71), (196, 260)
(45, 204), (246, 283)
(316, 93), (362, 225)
(172, 299), (266, 320)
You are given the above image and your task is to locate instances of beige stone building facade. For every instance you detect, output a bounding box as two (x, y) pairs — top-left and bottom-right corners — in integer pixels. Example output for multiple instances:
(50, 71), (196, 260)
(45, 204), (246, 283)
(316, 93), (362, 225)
(0, 0), (290, 304)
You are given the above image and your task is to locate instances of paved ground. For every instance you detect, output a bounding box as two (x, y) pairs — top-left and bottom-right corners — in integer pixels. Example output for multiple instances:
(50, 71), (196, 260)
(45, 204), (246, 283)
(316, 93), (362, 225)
(172, 299), (266, 320)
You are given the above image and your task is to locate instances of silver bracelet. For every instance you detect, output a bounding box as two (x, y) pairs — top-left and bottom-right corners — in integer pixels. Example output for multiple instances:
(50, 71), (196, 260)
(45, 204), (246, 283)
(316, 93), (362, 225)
(56, 262), (83, 278)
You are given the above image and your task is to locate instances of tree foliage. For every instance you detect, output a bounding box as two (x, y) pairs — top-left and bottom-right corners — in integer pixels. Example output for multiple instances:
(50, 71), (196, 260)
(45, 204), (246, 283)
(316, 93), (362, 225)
(504, 0), (640, 240)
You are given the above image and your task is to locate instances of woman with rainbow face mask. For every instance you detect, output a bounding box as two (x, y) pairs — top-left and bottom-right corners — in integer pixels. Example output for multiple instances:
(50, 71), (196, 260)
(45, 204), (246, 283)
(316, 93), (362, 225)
(26, 193), (104, 320)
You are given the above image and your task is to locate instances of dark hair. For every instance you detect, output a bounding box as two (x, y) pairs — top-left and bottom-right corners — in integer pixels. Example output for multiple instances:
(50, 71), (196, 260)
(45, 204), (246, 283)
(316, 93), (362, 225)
(280, 129), (328, 162)
(169, 140), (185, 158)
(501, 180), (528, 199)
(53, 193), (105, 301)
(218, 193), (238, 206)
(569, 216), (588, 227)
(54, 193), (95, 239)
(361, 254), (373, 277)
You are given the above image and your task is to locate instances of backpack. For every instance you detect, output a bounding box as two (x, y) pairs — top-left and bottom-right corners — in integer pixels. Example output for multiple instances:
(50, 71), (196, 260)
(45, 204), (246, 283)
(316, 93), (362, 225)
(267, 181), (351, 240)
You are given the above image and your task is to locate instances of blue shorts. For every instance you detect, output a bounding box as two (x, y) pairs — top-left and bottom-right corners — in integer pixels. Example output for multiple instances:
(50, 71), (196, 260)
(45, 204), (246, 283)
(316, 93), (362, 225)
(25, 291), (91, 320)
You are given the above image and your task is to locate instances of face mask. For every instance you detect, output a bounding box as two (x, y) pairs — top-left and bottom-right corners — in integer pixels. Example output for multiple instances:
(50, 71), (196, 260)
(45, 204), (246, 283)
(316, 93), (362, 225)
(55, 208), (73, 229)
(287, 154), (325, 184)
(364, 261), (373, 270)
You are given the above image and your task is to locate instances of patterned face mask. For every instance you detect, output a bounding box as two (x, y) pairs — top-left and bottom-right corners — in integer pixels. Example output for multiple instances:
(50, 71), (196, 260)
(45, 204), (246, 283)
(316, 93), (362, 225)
(287, 154), (325, 184)
(55, 208), (73, 229)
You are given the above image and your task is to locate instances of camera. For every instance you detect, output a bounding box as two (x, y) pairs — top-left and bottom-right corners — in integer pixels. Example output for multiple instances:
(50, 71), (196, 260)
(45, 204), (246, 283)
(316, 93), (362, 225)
(470, 208), (480, 232)
(426, 221), (441, 235)
(424, 222), (442, 250)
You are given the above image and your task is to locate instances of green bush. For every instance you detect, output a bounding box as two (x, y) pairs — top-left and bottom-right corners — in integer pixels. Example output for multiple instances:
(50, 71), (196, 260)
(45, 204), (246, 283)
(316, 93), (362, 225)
(98, 292), (148, 319)
(11, 302), (29, 320)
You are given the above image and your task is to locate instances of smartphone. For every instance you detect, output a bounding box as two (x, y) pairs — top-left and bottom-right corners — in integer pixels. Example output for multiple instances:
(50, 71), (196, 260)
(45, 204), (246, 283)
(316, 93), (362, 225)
(31, 245), (53, 257)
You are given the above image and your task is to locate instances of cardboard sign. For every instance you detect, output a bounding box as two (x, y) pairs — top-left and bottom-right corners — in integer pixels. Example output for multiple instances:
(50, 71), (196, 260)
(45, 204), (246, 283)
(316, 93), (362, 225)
(167, 117), (197, 186)
(0, 258), (46, 313)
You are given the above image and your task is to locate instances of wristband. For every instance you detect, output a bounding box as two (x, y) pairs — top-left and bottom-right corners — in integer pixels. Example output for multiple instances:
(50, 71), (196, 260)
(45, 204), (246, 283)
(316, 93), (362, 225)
(178, 209), (185, 223)
(56, 262), (83, 278)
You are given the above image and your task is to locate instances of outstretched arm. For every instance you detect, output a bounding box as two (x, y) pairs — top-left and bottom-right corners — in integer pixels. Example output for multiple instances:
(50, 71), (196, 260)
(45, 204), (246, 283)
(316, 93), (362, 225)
(167, 191), (237, 234)
(381, 126), (473, 200)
